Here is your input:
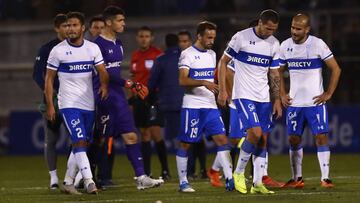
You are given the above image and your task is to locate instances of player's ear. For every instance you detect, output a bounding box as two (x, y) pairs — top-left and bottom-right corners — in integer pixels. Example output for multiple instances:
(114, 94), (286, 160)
(105, 19), (112, 27)
(305, 26), (310, 35)
(81, 24), (85, 32)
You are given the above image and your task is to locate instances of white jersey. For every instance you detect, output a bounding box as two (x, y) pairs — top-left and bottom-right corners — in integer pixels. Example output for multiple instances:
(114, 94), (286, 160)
(47, 39), (104, 111)
(224, 27), (280, 102)
(279, 35), (333, 107)
(179, 45), (217, 109)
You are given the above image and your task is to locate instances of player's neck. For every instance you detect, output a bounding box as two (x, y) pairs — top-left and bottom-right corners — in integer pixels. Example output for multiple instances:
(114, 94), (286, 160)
(294, 35), (309, 44)
(67, 37), (84, 46)
(102, 27), (117, 41)
(193, 41), (206, 51)
(139, 46), (151, 52)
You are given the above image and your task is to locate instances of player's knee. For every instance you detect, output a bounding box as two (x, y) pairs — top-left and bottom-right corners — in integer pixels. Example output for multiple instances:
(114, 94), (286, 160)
(179, 142), (191, 150)
(123, 132), (138, 144)
(72, 140), (88, 148)
(288, 135), (301, 146)
(230, 138), (240, 146)
(315, 134), (328, 146)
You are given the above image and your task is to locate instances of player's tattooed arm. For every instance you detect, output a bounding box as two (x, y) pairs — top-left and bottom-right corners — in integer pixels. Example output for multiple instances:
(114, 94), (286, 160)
(269, 69), (281, 100)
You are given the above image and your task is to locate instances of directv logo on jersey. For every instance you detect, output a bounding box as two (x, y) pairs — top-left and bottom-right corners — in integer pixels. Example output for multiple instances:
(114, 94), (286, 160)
(247, 56), (270, 65)
(193, 70), (214, 77)
(287, 61), (312, 68)
(69, 64), (92, 71)
(106, 61), (122, 68)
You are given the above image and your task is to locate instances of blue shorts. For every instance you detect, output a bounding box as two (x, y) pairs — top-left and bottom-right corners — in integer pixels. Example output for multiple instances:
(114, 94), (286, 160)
(233, 98), (273, 133)
(96, 97), (137, 137)
(177, 108), (226, 143)
(229, 106), (246, 139)
(60, 108), (95, 143)
(286, 105), (329, 136)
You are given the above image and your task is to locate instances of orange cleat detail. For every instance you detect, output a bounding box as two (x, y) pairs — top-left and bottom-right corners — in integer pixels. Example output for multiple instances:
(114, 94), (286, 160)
(282, 178), (305, 188)
(262, 176), (285, 188)
(207, 169), (224, 187)
(320, 179), (335, 188)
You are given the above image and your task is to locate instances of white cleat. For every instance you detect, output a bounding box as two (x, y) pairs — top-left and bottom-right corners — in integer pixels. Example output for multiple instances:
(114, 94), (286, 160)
(86, 182), (98, 194)
(61, 184), (82, 195)
(136, 175), (164, 190)
(179, 182), (195, 193)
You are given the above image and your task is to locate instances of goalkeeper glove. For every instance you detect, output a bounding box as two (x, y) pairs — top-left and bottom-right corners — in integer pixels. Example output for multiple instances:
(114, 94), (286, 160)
(125, 79), (149, 100)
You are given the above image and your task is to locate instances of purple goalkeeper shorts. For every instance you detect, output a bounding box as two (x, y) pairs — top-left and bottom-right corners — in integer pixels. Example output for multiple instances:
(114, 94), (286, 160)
(96, 95), (137, 137)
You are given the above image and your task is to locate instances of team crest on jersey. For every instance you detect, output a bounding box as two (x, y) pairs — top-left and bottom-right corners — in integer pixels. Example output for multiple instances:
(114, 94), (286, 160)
(145, 60), (154, 69)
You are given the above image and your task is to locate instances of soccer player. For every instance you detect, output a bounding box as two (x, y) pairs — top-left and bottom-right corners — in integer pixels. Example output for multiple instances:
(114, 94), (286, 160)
(45, 11), (109, 194)
(176, 21), (234, 192)
(130, 26), (169, 178)
(93, 6), (164, 189)
(217, 9), (282, 194)
(178, 30), (193, 50)
(84, 15), (105, 41)
(279, 13), (341, 188)
(32, 13), (68, 190)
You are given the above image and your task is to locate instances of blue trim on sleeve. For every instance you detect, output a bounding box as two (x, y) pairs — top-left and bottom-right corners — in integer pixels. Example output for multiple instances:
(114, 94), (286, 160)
(322, 53), (333, 61)
(224, 47), (237, 58)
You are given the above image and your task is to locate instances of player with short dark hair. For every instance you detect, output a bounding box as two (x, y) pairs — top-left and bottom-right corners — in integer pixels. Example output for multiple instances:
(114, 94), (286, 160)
(218, 9), (282, 194)
(85, 15), (105, 41)
(45, 11), (109, 194)
(92, 5), (164, 189)
(178, 30), (192, 50)
(130, 25), (170, 179)
(33, 13), (68, 190)
(176, 21), (234, 192)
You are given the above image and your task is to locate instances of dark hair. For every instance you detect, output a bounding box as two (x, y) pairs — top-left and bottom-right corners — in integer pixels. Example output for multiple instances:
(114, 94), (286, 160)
(89, 15), (104, 27)
(103, 6), (125, 20)
(248, 19), (259, 27)
(165, 33), (178, 48)
(196, 21), (217, 36)
(178, 30), (192, 40)
(259, 9), (279, 24)
(137, 26), (153, 35)
(66, 11), (85, 25)
(53, 13), (67, 28)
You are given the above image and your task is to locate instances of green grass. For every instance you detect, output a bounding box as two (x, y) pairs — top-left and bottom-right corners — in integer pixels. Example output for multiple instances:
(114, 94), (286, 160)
(0, 154), (360, 203)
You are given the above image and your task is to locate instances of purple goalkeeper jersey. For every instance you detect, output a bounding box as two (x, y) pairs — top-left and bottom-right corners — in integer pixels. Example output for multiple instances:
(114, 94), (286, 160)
(93, 35), (127, 102)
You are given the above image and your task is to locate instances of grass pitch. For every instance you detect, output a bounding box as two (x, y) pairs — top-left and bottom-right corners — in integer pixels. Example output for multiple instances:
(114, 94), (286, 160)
(0, 154), (360, 203)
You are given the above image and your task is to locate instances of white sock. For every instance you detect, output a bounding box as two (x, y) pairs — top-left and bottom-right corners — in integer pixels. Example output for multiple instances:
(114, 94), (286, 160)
(317, 148), (330, 180)
(74, 151), (93, 188)
(49, 170), (58, 185)
(253, 155), (266, 185)
(64, 152), (78, 185)
(211, 153), (222, 171)
(289, 147), (303, 180)
(176, 155), (188, 185)
(217, 150), (233, 180)
(234, 149), (252, 174)
(263, 151), (269, 176)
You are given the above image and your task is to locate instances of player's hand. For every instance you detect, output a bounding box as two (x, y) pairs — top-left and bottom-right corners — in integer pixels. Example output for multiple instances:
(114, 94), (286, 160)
(280, 93), (292, 107)
(98, 85), (109, 100)
(203, 81), (219, 94)
(313, 92), (331, 105)
(125, 79), (149, 100)
(272, 99), (282, 119)
(46, 105), (56, 122)
(217, 90), (228, 107)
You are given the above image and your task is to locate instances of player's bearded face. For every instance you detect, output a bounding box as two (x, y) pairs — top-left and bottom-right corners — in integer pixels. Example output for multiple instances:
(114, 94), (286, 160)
(259, 20), (278, 38)
(291, 20), (309, 43)
(67, 18), (84, 41)
(200, 29), (216, 49)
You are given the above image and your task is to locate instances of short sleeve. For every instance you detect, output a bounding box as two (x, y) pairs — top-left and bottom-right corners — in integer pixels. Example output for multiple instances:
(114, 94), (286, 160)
(227, 60), (235, 71)
(224, 32), (242, 58)
(318, 39), (333, 61)
(93, 44), (104, 66)
(279, 41), (287, 66)
(47, 47), (59, 70)
(270, 40), (280, 69)
(178, 50), (191, 70)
